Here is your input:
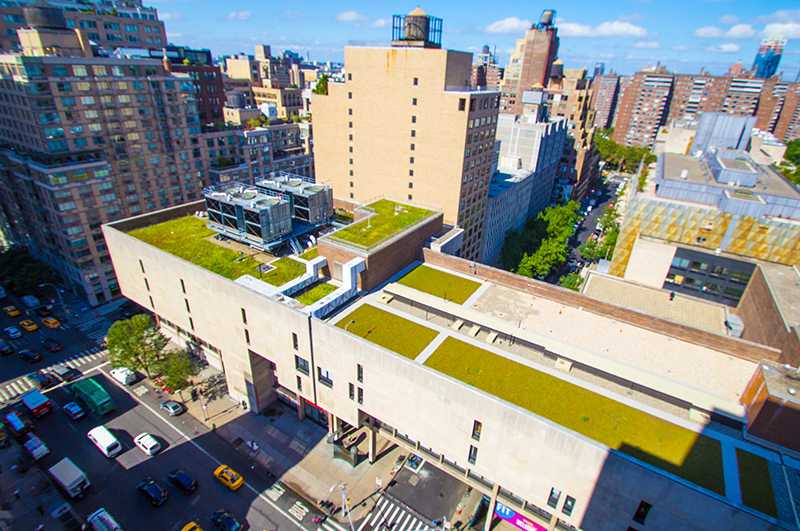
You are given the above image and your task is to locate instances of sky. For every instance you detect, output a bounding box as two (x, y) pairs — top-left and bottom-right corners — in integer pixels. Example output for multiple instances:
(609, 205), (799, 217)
(154, 1), (800, 79)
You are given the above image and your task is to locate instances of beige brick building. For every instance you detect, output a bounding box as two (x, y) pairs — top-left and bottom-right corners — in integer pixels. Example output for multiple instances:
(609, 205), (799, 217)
(312, 29), (499, 261)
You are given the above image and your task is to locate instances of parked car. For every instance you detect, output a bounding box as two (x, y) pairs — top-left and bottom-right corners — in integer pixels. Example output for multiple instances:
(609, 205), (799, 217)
(137, 478), (169, 506)
(34, 307), (54, 318)
(0, 339), (13, 356)
(160, 400), (184, 417)
(51, 364), (79, 382)
(182, 523), (204, 531)
(18, 349), (42, 363)
(134, 433), (161, 456)
(41, 317), (61, 329)
(213, 466), (243, 491)
(62, 402), (85, 420)
(110, 367), (136, 386)
(3, 305), (19, 317)
(209, 510), (243, 531)
(28, 371), (55, 389)
(168, 469), (198, 495)
(19, 320), (38, 332)
(4, 326), (21, 339)
(41, 338), (62, 352)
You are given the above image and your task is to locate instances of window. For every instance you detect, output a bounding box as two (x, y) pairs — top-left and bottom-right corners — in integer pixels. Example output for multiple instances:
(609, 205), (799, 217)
(348, 73), (352, 81)
(348, 121), (352, 128)
(411, 116), (416, 123)
(184, 299), (191, 313)
(671, 257), (689, 269)
(410, 143), (415, 151)
(357, 364), (363, 383)
(413, 77), (418, 86)
(349, 383), (355, 400)
(547, 488), (561, 509)
(689, 261), (707, 273)
(411, 130), (416, 137)
(723, 286), (744, 299)
(409, 170), (414, 176)
(409, 157), (414, 164)
(348, 92), (352, 99)
(357, 387), (363, 404)
(730, 270), (751, 283)
(633, 501), (652, 524)
(297, 376), (302, 392)
(472, 420), (482, 441)
(295, 355), (309, 375)
(459, 98), (466, 111)
(409, 182), (413, 189)
(412, 98), (417, 105)
(292, 332), (298, 350)
(562, 496), (575, 516)
(468, 445), (478, 465)
(244, 329), (250, 345)
(241, 308), (247, 324)
(348, 108), (352, 115)
(180, 279), (186, 294)
(318, 368), (333, 388)
(408, 194), (413, 200)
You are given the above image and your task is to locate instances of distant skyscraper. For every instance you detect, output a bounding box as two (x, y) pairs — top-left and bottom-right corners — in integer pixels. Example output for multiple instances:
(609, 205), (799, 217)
(471, 45), (504, 90)
(593, 62), (605, 78)
(752, 36), (786, 79)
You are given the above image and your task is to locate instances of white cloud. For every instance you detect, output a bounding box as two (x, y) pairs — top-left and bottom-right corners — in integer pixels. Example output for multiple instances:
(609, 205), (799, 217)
(226, 11), (251, 21)
(725, 24), (755, 38)
(633, 41), (661, 49)
(719, 14), (739, 24)
(167, 32), (182, 38)
(485, 17), (532, 34)
(751, 9), (800, 25)
(159, 12), (182, 21)
(284, 10), (312, 20)
(558, 20), (647, 38)
(671, 45), (696, 51)
(693, 26), (723, 38)
(619, 13), (647, 22)
(763, 22), (800, 39)
(705, 43), (740, 53)
(368, 18), (391, 29)
(336, 10), (367, 22)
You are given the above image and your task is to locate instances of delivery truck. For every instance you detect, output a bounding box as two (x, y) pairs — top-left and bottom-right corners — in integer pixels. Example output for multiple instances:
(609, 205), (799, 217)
(21, 389), (52, 417)
(23, 433), (50, 461)
(71, 378), (115, 416)
(49, 458), (90, 498)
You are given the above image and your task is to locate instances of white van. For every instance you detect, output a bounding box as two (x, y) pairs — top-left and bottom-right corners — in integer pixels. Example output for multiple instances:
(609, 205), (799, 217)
(109, 367), (136, 386)
(87, 508), (123, 531)
(87, 426), (122, 458)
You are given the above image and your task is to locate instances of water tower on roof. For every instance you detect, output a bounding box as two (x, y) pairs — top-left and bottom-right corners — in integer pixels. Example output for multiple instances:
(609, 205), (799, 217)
(392, 8), (442, 49)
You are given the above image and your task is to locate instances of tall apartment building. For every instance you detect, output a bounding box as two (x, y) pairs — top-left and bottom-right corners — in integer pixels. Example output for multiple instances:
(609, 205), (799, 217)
(499, 10), (559, 115)
(753, 36), (786, 79)
(470, 45), (503, 90)
(313, 9), (499, 261)
(0, 0), (166, 52)
(0, 7), (213, 305)
(591, 73), (619, 130)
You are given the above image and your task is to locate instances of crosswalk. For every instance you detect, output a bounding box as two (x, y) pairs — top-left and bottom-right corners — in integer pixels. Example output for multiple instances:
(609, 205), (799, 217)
(0, 348), (105, 403)
(77, 317), (113, 344)
(357, 495), (435, 531)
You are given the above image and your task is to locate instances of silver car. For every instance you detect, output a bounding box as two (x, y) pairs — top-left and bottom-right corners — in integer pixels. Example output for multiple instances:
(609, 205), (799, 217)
(160, 400), (184, 417)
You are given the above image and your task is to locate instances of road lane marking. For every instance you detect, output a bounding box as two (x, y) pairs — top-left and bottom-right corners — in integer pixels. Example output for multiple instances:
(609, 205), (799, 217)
(289, 501), (309, 521)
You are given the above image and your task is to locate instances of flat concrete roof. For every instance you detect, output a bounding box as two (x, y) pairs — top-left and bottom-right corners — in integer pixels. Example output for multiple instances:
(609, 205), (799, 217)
(488, 167), (533, 198)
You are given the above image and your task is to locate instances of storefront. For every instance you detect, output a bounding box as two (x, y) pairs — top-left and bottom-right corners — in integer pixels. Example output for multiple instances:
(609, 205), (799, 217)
(275, 388), (329, 429)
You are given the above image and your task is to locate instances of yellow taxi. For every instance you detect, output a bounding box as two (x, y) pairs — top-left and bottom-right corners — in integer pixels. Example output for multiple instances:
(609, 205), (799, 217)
(19, 320), (38, 332)
(3, 306), (19, 317)
(181, 523), (204, 531)
(41, 317), (60, 329)
(213, 465), (243, 491)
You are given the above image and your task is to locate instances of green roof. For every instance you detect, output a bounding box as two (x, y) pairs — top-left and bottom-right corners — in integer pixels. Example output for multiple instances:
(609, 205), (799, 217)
(337, 304), (439, 360)
(397, 265), (481, 304)
(295, 281), (337, 306)
(327, 200), (435, 249)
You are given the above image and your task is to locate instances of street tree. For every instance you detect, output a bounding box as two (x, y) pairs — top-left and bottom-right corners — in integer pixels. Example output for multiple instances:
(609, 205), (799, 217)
(106, 314), (168, 378)
(559, 273), (584, 292)
(157, 350), (198, 392)
(312, 74), (330, 95)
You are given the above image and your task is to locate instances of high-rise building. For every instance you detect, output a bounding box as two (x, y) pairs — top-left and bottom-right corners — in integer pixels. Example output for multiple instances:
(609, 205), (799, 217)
(499, 10), (559, 115)
(591, 73), (619, 130)
(0, 0), (166, 53)
(593, 62), (604, 78)
(471, 45), (504, 90)
(752, 36), (786, 79)
(0, 6), (215, 305)
(313, 9), (499, 261)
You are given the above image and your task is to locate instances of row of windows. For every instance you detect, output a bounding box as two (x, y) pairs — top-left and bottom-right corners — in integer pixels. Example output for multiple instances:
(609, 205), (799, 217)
(670, 257), (751, 283)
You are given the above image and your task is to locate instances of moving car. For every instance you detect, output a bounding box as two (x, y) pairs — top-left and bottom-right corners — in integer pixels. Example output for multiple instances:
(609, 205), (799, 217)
(63, 402), (85, 420)
(4, 326), (21, 339)
(52, 364), (79, 382)
(3, 305), (19, 317)
(28, 371), (55, 389)
(182, 524), (205, 531)
(134, 433), (161, 456)
(41, 317), (60, 329)
(210, 510), (242, 531)
(18, 349), (42, 363)
(34, 307), (54, 318)
(213, 466), (243, 491)
(161, 400), (184, 417)
(137, 478), (169, 506)
(168, 469), (198, 495)
(19, 320), (38, 332)
(0, 339), (13, 356)
(41, 338), (62, 352)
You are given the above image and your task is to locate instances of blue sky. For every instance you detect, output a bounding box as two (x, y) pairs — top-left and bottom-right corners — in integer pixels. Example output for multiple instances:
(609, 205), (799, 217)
(154, 1), (800, 78)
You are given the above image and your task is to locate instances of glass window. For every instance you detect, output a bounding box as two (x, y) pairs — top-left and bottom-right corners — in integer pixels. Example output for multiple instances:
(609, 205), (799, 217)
(689, 261), (708, 273)
(671, 257), (690, 269)
(547, 488), (561, 509)
(318, 368), (333, 388)
(472, 420), (482, 441)
(295, 355), (309, 375)
(730, 270), (751, 283)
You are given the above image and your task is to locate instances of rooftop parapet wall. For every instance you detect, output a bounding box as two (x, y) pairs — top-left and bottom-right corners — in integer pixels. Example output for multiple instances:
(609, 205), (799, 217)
(422, 248), (782, 364)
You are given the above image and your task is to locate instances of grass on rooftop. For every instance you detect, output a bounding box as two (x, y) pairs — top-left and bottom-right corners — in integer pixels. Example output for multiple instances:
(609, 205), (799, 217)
(336, 304), (439, 360)
(299, 247), (319, 260)
(295, 282), (337, 306)
(128, 216), (262, 280)
(425, 337), (726, 496)
(261, 257), (306, 287)
(397, 265), (481, 304)
(331, 200), (433, 248)
(736, 448), (777, 518)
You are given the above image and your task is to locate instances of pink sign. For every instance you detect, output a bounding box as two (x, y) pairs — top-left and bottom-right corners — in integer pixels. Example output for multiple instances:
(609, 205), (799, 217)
(494, 501), (546, 531)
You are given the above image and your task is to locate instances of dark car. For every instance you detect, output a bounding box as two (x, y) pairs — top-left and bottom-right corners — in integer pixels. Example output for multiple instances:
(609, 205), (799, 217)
(51, 364), (80, 382)
(168, 469), (198, 495)
(41, 338), (62, 352)
(18, 349), (42, 363)
(0, 339), (13, 356)
(137, 478), (169, 507)
(28, 371), (55, 389)
(210, 510), (243, 531)
(34, 307), (53, 318)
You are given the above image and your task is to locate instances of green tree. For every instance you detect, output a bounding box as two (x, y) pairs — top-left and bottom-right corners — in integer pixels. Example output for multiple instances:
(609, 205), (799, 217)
(106, 315), (168, 378)
(578, 238), (604, 262)
(312, 74), (330, 95)
(156, 350), (198, 392)
(559, 273), (584, 292)
(784, 139), (800, 166)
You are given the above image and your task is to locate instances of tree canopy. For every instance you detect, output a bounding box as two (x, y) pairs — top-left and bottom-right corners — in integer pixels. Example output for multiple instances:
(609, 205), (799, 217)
(578, 205), (621, 263)
(778, 139), (800, 187)
(594, 128), (657, 174)
(106, 314), (169, 378)
(0, 247), (58, 297)
(312, 74), (330, 95)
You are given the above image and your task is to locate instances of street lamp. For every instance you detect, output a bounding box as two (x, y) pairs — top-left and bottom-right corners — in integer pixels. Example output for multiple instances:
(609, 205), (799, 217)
(329, 481), (355, 531)
(344, 319), (355, 332)
(39, 283), (65, 312)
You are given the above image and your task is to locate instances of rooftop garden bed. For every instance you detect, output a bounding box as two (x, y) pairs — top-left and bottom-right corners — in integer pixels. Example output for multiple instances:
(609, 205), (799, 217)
(337, 304), (439, 360)
(424, 337), (726, 496)
(295, 282), (337, 306)
(299, 247), (318, 260)
(261, 257), (306, 287)
(328, 200), (434, 249)
(736, 448), (777, 517)
(397, 265), (481, 304)
(128, 216), (261, 280)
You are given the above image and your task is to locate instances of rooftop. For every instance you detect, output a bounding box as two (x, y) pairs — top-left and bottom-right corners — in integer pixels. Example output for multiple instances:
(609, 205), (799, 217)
(488, 167), (534, 198)
(323, 199), (437, 250)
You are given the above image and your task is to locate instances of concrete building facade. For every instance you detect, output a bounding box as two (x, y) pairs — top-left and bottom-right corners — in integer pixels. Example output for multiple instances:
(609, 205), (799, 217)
(591, 73), (619, 130)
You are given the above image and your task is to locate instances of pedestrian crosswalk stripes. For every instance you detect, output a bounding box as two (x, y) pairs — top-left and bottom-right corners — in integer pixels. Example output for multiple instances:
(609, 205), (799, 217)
(77, 316), (113, 344)
(357, 496), (433, 531)
(0, 348), (106, 402)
